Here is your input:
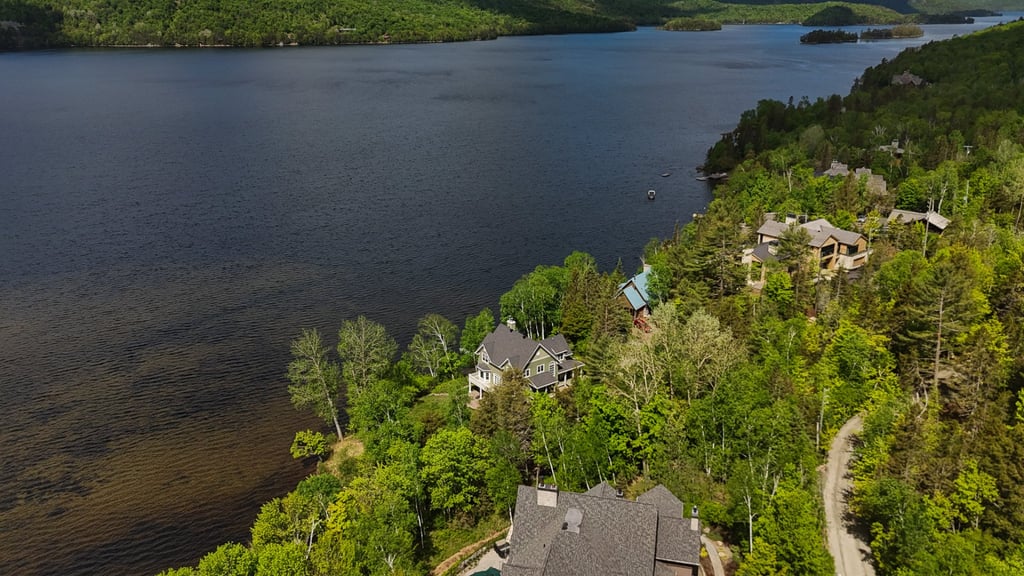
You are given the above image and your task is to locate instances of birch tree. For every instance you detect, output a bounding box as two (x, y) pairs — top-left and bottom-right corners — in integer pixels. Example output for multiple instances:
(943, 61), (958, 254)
(337, 316), (396, 396)
(288, 328), (345, 439)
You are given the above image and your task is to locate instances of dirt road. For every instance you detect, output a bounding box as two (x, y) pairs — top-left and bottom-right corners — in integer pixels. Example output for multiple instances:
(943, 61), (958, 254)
(823, 415), (876, 576)
(700, 535), (725, 576)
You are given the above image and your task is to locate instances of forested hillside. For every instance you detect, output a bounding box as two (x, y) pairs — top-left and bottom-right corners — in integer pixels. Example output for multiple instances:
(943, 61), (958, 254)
(156, 18), (1024, 576)
(2, 0), (1020, 49)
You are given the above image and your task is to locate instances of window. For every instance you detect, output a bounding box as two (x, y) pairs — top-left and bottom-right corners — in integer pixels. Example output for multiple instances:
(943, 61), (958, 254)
(550, 362), (557, 374)
(537, 364), (545, 373)
(482, 351), (489, 363)
(482, 371), (490, 381)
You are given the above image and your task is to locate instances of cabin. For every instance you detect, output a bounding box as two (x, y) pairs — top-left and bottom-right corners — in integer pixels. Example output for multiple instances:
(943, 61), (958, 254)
(617, 264), (653, 331)
(468, 320), (582, 398)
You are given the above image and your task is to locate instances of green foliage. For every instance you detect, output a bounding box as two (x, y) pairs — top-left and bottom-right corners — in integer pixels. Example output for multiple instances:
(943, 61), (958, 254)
(460, 308), (495, 354)
(804, 5), (868, 25)
(420, 427), (487, 517)
(156, 568), (196, 576)
(290, 430), (330, 461)
(254, 541), (309, 576)
(746, 479), (834, 575)
(251, 498), (293, 549)
(197, 543), (255, 576)
(500, 265), (564, 340)
(337, 316), (396, 396)
(800, 28), (859, 43)
(287, 328), (345, 440)
(407, 313), (460, 379)
(663, 17), (721, 30)
(329, 469), (418, 575)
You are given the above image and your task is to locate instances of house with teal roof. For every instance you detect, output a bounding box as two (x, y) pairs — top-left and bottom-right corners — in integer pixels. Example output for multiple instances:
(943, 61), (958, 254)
(617, 264), (653, 325)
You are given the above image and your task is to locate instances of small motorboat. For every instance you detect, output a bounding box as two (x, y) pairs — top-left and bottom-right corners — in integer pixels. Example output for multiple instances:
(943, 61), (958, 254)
(647, 189), (656, 200)
(661, 172), (672, 178)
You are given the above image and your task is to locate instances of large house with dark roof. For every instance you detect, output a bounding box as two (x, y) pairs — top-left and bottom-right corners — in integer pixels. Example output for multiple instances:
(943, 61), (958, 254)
(742, 215), (869, 287)
(502, 482), (701, 576)
(468, 321), (583, 398)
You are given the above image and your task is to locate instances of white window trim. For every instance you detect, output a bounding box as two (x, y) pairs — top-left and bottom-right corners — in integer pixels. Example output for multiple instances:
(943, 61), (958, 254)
(537, 364), (545, 373)
(524, 368), (530, 377)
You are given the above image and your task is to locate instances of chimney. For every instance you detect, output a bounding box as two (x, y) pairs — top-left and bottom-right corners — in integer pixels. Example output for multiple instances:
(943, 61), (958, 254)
(537, 484), (558, 507)
(691, 505), (700, 531)
(642, 260), (652, 273)
(506, 317), (517, 331)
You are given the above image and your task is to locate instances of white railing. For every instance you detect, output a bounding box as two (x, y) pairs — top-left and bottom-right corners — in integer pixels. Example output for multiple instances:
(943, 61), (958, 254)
(468, 372), (495, 393)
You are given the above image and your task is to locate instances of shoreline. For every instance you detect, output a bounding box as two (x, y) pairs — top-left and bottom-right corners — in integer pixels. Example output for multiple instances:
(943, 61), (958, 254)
(4, 17), (997, 52)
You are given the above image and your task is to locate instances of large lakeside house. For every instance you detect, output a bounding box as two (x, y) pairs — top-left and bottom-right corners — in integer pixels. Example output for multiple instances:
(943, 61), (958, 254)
(468, 320), (583, 398)
(742, 214), (870, 288)
(501, 482), (702, 576)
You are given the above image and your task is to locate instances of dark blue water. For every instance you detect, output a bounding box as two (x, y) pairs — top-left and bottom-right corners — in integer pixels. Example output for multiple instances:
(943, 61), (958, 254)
(0, 18), (1011, 575)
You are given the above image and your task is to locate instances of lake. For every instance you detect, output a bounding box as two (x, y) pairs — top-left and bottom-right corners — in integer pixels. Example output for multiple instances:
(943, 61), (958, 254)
(0, 16), (1011, 575)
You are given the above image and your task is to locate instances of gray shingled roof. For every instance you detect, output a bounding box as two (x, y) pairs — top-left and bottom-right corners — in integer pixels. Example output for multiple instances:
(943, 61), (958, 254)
(751, 242), (776, 263)
(654, 517), (699, 565)
(507, 484), (701, 576)
(886, 209), (950, 231)
(636, 485), (683, 519)
(756, 219), (788, 239)
(479, 326), (575, 370)
(542, 334), (571, 356)
(478, 325), (540, 372)
(477, 326), (581, 387)
(584, 481), (621, 499)
(759, 218), (862, 248)
(507, 485), (658, 576)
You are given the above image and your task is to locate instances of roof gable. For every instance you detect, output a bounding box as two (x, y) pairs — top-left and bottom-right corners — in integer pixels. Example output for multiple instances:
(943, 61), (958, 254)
(479, 325), (577, 374)
(617, 269), (652, 309)
(637, 485), (684, 519)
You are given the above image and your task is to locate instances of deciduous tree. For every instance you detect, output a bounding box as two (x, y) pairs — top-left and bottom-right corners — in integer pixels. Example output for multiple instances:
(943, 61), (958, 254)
(337, 316), (396, 396)
(287, 328), (344, 440)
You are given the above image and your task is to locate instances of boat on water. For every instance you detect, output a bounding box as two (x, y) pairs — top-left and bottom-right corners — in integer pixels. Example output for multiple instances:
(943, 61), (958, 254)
(661, 172), (672, 178)
(647, 189), (656, 200)
(696, 171), (728, 182)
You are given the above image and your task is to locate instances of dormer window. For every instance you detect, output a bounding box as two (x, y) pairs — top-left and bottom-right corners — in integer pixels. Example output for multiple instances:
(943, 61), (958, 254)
(482, 351), (489, 363)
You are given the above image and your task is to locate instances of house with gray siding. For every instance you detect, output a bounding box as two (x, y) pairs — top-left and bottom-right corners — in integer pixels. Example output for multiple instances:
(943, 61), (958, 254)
(468, 320), (583, 398)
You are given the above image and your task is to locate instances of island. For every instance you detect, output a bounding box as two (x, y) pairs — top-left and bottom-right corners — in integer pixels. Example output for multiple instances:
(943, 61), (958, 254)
(860, 24), (925, 39)
(800, 29), (859, 44)
(663, 17), (722, 32)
